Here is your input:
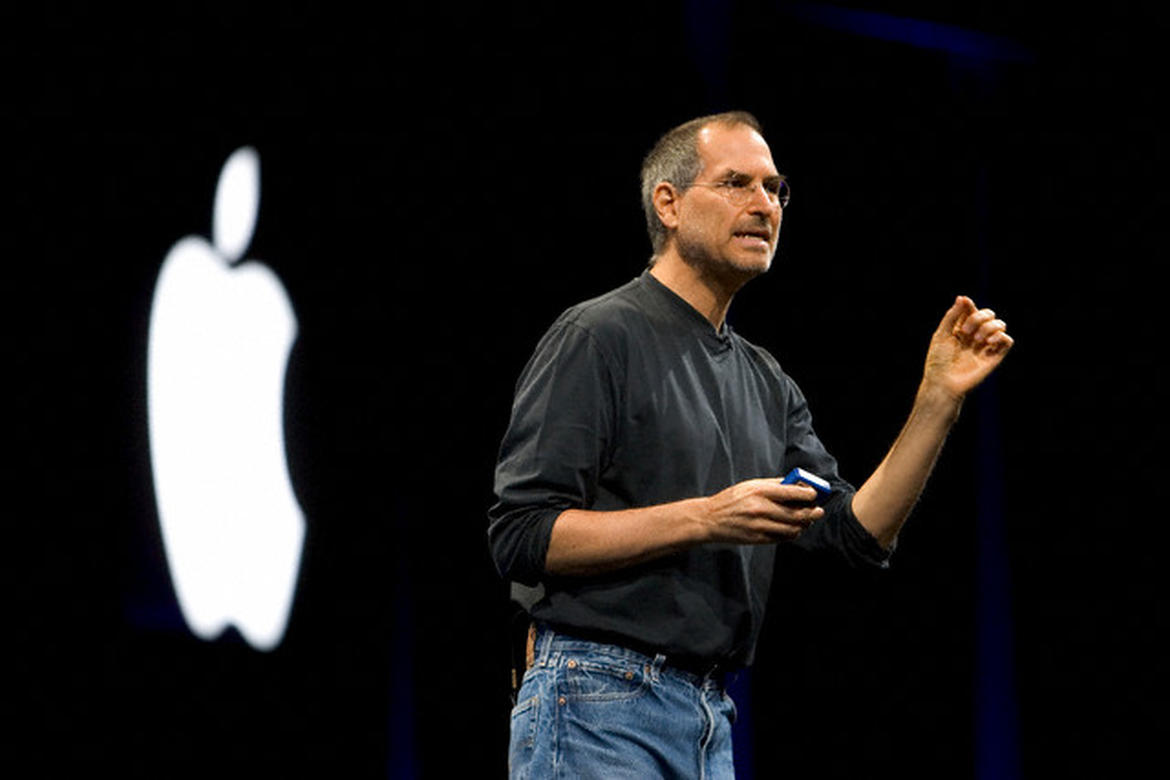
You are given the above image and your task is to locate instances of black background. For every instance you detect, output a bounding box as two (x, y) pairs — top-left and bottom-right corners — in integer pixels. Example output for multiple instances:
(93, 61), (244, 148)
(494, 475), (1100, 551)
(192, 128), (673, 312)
(9, 2), (1163, 777)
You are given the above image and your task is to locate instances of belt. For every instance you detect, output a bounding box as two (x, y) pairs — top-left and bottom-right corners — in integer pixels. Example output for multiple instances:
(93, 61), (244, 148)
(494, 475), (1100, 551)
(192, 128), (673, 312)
(525, 622), (729, 686)
(663, 653), (729, 686)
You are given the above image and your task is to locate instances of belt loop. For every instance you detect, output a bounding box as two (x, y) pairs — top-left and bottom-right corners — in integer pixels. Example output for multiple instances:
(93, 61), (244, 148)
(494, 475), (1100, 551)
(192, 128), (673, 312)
(532, 621), (555, 668)
(649, 653), (666, 682)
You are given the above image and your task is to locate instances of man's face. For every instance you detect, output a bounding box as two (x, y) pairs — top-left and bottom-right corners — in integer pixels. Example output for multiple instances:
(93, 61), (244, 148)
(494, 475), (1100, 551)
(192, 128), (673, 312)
(673, 123), (784, 280)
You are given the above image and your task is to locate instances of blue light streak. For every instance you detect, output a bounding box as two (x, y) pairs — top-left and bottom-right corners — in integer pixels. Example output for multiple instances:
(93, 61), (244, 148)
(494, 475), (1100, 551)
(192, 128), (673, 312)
(784, 3), (1035, 62)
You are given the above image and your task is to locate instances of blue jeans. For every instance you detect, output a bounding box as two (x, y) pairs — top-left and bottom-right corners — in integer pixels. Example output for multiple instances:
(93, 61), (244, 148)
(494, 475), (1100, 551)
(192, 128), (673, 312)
(509, 623), (737, 779)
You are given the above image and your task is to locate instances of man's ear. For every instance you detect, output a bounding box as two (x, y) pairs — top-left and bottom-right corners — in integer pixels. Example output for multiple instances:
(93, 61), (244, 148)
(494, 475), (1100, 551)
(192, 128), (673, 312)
(652, 181), (682, 232)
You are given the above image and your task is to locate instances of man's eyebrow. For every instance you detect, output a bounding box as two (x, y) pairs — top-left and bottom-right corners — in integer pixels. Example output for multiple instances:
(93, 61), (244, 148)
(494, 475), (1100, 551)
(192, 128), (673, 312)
(717, 168), (785, 183)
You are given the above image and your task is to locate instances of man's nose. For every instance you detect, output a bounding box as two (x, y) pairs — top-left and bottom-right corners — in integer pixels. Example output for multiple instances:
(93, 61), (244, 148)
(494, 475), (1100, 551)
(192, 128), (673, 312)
(746, 184), (780, 216)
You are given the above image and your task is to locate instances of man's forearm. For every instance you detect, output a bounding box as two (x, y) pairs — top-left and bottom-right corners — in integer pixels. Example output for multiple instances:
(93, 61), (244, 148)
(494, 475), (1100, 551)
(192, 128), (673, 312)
(544, 478), (824, 576)
(545, 500), (711, 576)
(851, 382), (963, 549)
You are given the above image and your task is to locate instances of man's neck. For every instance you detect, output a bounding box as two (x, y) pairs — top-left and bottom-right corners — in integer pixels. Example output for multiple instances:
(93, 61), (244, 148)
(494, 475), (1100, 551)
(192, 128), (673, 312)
(648, 248), (748, 332)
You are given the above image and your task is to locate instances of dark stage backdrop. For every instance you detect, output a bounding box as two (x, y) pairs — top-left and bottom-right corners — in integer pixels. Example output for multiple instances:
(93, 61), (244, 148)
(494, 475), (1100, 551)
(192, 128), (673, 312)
(10, 3), (1162, 778)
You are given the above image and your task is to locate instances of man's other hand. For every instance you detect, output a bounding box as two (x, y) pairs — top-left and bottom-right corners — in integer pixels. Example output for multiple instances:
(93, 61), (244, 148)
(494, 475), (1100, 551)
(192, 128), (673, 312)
(701, 478), (825, 544)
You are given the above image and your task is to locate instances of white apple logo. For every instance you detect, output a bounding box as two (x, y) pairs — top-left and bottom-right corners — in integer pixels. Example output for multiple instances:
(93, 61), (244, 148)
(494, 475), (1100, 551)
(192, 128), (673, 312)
(147, 146), (304, 651)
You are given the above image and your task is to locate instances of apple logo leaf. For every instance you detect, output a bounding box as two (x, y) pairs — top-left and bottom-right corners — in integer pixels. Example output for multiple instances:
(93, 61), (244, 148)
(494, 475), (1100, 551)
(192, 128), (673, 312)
(212, 146), (260, 265)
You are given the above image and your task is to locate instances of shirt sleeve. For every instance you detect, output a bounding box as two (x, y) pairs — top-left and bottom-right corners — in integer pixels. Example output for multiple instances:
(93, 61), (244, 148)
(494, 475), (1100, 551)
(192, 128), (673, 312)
(487, 317), (618, 585)
(782, 374), (893, 569)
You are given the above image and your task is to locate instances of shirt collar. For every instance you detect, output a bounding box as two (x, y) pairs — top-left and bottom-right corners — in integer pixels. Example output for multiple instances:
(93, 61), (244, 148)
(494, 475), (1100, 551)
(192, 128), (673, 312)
(638, 270), (735, 353)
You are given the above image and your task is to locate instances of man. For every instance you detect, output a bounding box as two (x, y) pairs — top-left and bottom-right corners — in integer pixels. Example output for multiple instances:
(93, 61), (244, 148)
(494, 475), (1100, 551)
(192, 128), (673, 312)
(488, 111), (1012, 778)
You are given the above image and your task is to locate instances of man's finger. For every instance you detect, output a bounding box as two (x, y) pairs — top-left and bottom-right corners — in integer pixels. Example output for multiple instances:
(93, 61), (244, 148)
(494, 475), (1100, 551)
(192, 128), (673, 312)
(972, 318), (1007, 345)
(937, 295), (975, 337)
(959, 308), (996, 337)
(758, 502), (824, 526)
(983, 331), (1015, 355)
(756, 481), (818, 504)
(753, 516), (819, 540)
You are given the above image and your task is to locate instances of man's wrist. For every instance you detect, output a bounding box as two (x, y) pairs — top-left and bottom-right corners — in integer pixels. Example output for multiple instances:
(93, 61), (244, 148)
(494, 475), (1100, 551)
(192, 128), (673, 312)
(915, 379), (965, 419)
(688, 496), (716, 544)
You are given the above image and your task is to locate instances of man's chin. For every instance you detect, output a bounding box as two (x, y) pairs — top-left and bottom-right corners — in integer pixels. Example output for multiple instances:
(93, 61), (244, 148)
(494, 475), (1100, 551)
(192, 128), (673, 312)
(703, 257), (770, 293)
(677, 242), (774, 286)
(728, 250), (774, 277)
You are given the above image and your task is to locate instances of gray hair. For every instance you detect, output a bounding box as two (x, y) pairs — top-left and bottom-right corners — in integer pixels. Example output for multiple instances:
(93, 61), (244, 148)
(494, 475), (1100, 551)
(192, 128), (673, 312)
(640, 111), (763, 257)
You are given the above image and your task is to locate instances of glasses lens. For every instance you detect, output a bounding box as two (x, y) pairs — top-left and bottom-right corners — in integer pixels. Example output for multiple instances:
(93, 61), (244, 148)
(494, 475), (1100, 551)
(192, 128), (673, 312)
(776, 180), (790, 207)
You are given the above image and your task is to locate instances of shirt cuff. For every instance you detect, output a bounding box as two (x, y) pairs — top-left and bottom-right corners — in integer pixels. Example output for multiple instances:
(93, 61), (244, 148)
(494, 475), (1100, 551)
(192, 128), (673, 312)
(838, 493), (895, 569)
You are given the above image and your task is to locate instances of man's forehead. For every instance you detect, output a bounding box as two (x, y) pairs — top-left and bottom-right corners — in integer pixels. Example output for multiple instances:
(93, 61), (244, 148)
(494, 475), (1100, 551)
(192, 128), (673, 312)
(696, 123), (778, 176)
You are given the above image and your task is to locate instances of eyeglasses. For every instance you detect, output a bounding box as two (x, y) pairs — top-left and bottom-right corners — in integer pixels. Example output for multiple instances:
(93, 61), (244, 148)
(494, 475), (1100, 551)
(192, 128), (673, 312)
(688, 176), (790, 209)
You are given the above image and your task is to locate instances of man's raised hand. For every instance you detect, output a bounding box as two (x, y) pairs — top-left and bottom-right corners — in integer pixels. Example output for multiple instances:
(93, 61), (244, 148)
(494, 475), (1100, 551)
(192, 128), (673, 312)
(922, 295), (1014, 401)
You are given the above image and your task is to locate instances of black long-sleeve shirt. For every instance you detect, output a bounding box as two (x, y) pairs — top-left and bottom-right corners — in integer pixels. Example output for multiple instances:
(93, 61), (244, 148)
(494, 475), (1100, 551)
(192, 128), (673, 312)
(488, 271), (889, 667)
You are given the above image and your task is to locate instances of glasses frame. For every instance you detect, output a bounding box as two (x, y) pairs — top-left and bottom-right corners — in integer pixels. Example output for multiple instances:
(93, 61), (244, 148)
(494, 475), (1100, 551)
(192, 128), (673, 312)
(687, 177), (790, 209)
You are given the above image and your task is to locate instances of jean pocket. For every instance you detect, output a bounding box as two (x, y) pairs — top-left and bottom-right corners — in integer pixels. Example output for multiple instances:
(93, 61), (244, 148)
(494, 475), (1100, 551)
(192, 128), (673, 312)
(561, 656), (649, 702)
(509, 691), (540, 750)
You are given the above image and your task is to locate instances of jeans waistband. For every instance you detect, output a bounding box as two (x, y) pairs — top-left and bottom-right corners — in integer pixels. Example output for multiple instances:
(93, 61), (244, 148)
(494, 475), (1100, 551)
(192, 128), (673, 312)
(530, 621), (730, 688)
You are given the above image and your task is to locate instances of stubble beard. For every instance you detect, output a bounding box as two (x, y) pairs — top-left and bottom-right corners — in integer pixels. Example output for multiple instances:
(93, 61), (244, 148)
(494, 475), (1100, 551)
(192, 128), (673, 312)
(675, 228), (775, 293)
